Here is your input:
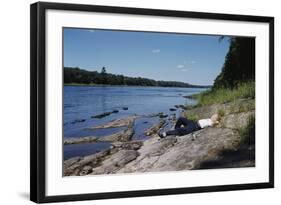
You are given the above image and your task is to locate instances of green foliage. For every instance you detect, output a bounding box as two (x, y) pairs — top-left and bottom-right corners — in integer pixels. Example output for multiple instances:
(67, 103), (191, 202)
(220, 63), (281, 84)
(183, 112), (199, 121)
(228, 101), (255, 114)
(238, 116), (255, 145)
(217, 109), (225, 117)
(194, 82), (255, 106)
(213, 37), (255, 89)
(64, 67), (210, 88)
(100, 67), (108, 84)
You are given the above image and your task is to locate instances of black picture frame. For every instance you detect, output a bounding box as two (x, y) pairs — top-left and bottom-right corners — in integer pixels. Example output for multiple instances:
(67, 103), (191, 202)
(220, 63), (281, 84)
(30, 2), (274, 203)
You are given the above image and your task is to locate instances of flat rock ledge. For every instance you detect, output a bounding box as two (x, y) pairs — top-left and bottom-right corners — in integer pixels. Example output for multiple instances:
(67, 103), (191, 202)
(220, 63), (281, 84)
(64, 140), (143, 176)
(64, 127), (245, 176)
(87, 116), (138, 129)
(64, 136), (98, 145)
(97, 128), (134, 142)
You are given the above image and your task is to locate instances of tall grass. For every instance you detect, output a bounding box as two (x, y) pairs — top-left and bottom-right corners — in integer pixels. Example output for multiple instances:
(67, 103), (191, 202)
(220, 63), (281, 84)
(238, 116), (255, 146)
(193, 81), (255, 106)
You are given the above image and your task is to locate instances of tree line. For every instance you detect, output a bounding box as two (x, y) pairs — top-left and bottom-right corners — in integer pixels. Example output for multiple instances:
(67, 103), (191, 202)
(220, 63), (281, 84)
(64, 67), (210, 88)
(213, 37), (255, 89)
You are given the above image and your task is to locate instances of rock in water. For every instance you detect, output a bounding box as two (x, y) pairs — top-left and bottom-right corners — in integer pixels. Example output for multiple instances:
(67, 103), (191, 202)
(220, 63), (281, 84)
(64, 136), (98, 145)
(112, 109), (119, 113)
(70, 119), (86, 124)
(91, 112), (112, 119)
(88, 116), (138, 129)
(159, 113), (168, 118)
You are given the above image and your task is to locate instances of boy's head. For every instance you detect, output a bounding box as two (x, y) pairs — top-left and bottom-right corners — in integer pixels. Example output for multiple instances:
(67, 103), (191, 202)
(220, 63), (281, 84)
(210, 113), (221, 124)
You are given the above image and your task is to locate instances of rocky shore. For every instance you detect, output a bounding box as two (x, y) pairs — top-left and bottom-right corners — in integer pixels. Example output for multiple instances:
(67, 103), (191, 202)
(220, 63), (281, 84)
(64, 98), (255, 176)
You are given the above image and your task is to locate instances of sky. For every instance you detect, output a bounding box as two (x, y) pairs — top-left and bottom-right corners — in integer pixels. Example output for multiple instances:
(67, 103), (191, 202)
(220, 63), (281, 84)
(64, 28), (230, 85)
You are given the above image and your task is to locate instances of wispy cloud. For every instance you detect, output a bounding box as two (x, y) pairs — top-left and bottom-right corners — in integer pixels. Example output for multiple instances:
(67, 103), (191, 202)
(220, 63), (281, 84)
(180, 68), (188, 72)
(152, 49), (160, 53)
(177, 65), (184, 68)
(184, 60), (196, 65)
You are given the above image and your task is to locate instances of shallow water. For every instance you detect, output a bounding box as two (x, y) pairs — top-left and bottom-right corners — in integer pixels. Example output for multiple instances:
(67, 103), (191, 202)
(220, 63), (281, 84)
(63, 86), (205, 159)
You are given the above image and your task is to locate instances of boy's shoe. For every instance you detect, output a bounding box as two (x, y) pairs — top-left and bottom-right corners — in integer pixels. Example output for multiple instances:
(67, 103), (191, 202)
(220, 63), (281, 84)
(159, 132), (167, 138)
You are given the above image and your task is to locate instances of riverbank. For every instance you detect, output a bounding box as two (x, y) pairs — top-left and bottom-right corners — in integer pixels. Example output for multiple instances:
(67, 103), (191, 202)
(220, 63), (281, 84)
(64, 89), (255, 176)
(64, 83), (211, 88)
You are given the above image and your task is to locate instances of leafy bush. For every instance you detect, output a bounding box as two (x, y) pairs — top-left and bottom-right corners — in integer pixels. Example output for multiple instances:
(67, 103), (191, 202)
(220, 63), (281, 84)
(183, 112), (199, 121)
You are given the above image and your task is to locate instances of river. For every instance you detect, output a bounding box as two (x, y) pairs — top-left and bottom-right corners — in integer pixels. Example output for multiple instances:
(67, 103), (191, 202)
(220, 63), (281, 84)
(64, 86), (206, 159)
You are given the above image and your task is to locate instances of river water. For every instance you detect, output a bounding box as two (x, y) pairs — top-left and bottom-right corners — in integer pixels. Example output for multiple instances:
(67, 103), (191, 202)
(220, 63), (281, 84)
(64, 86), (206, 159)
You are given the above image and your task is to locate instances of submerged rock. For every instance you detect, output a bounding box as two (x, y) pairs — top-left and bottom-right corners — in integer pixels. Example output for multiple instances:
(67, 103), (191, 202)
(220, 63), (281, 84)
(91, 109), (120, 119)
(169, 108), (177, 111)
(70, 119), (86, 124)
(183, 95), (194, 99)
(174, 104), (186, 109)
(112, 109), (119, 113)
(91, 112), (112, 119)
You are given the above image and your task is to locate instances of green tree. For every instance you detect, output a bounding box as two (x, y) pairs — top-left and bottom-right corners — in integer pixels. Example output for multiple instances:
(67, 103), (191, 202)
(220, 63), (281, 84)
(213, 37), (255, 89)
(101, 67), (107, 84)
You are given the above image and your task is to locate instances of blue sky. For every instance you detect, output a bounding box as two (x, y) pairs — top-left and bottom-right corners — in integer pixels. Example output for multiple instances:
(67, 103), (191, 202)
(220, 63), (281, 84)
(64, 28), (230, 85)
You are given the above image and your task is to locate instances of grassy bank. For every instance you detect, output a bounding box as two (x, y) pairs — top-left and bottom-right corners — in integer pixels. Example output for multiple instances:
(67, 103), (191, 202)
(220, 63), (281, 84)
(192, 81), (255, 106)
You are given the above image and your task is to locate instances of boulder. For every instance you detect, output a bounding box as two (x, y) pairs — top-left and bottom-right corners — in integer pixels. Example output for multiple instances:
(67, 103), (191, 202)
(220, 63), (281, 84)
(222, 111), (255, 129)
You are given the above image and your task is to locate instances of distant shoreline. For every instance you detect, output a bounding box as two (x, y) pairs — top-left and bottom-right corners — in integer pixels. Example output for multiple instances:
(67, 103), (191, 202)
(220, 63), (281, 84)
(64, 67), (212, 88)
(64, 83), (211, 89)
